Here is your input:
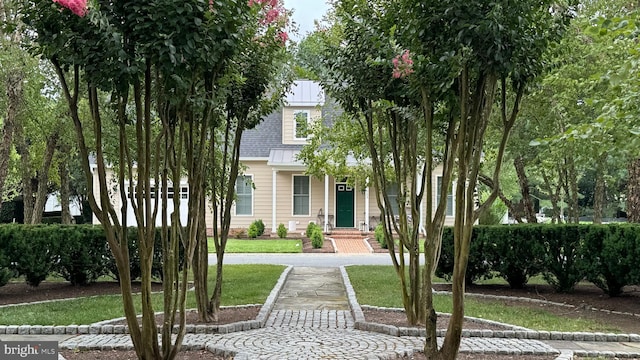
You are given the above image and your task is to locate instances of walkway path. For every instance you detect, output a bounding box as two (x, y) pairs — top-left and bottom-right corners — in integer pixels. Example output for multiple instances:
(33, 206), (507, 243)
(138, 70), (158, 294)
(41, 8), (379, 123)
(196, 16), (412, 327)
(3, 265), (639, 359)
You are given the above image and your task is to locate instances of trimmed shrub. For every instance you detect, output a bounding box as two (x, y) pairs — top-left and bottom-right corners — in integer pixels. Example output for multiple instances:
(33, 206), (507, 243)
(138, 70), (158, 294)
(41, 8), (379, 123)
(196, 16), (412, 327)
(0, 226), (15, 287)
(485, 225), (543, 289)
(310, 228), (324, 249)
(277, 223), (287, 238)
(436, 227), (493, 284)
(306, 222), (318, 237)
(582, 224), (639, 296)
(374, 224), (387, 249)
(105, 227), (171, 282)
(254, 219), (266, 236)
(56, 226), (110, 285)
(8, 225), (61, 286)
(247, 223), (259, 239)
(540, 224), (588, 293)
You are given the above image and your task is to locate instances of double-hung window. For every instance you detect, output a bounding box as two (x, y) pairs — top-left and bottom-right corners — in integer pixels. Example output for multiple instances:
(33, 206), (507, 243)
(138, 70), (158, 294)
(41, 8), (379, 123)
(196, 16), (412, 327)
(294, 111), (310, 140)
(235, 175), (253, 216)
(293, 175), (310, 215)
(386, 183), (400, 216)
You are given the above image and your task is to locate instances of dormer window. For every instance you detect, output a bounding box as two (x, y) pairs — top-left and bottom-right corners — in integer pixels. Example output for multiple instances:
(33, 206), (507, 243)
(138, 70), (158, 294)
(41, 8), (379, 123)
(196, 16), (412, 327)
(294, 110), (310, 140)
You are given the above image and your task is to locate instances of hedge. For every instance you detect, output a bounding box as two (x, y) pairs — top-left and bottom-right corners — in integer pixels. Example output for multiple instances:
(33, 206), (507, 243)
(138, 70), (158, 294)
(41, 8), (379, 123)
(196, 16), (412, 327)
(435, 223), (640, 295)
(0, 224), (183, 287)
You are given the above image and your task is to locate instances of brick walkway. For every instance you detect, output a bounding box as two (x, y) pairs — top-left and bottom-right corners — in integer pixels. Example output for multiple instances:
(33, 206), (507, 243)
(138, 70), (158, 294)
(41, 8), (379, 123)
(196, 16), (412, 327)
(330, 230), (372, 253)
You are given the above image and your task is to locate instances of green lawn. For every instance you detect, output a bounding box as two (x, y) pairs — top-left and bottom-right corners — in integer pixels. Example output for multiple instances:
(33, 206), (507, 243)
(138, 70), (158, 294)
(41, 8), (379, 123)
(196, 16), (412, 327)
(0, 264), (285, 326)
(345, 265), (621, 333)
(207, 238), (302, 253)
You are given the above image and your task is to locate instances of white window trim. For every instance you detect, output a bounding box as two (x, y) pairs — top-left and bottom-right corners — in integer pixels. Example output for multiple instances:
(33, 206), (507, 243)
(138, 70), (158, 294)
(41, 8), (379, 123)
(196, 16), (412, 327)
(292, 174), (311, 216)
(436, 176), (455, 217)
(235, 174), (254, 216)
(293, 110), (311, 140)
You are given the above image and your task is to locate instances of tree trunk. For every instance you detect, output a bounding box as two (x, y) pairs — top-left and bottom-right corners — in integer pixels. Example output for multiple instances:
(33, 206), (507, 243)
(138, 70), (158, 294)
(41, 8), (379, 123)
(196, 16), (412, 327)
(14, 119), (34, 223)
(30, 133), (59, 224)
(564, 155), (580, 223)
(592, 156), (606, 225)
(0, 70), (23, 213)
(59, 154), (73, 224)
(628, 158), (640, 223)
(514, 156), (537, 223)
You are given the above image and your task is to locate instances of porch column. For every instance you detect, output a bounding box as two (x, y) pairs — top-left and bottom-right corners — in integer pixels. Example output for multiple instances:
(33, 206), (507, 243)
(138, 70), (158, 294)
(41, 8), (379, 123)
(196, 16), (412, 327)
(365, 185), (370, 231)
(272, 169), (277, 233)
(324, 174), (329, 232)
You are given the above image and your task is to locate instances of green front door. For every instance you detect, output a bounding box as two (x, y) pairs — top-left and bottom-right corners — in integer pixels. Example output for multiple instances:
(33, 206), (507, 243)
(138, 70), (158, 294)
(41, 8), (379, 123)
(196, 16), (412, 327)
(335, 184), (354, 228)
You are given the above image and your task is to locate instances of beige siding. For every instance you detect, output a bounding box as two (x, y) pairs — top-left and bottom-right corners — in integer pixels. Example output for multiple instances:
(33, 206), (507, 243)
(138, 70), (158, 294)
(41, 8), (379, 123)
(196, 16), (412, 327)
(281, 106), (322, 145)
(94, 162), (455, 231)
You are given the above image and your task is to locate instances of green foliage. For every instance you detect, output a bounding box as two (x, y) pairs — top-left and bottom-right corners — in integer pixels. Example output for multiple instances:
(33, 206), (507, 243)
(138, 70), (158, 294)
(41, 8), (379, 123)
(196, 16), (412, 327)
(374, 223), (387, 249)
(0, 226), (14, 287)
(582, 224), (640, 296)
(104, 228), (176, 282)
(436, 227), (494, 285)
(0, 225), (180, 284)
(5, 225), (60, 286)
(247, 222), (259, 239)
(254, 219), (266, 236)
(56, 226), (110, 285)
(435, 224), (640, 292)
(540, 225), (588, 293)
(306, 222), (319, 237)
(485, 225), (544, 289)
(478, 194), (507, 225)
(310, 227), (324, 249)
(0, 200), (22, 223)
(277, 223), (288, 239)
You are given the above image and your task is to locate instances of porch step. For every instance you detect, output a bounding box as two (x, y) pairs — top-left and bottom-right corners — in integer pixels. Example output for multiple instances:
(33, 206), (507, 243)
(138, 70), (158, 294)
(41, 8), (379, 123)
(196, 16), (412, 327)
(328, 229), (372, 254)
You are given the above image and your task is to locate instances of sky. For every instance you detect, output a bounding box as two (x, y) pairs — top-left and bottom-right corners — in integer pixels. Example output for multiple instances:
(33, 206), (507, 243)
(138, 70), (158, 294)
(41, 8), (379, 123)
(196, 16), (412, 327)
(283, 0), (331, 41)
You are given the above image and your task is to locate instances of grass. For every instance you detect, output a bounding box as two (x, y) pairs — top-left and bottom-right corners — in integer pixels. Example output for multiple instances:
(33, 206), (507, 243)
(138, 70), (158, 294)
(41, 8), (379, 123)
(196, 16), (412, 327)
(207, 238), (302, 253)
(345, 265), (621, 333)
(0, 264), (285, 326)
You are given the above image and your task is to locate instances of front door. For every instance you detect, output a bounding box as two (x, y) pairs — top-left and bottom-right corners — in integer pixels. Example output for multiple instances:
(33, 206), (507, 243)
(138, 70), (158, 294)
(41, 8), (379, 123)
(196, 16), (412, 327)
(335, 184), (354, 228)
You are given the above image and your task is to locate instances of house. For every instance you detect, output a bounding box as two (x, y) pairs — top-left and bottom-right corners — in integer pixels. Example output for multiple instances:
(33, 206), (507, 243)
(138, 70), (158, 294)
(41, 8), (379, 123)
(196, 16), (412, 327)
(91, 80), (456, 233)
(229, 80), (455, 234)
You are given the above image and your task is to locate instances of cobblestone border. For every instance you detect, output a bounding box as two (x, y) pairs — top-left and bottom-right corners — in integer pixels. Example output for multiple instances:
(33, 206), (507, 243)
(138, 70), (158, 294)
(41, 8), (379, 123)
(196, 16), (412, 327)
(0, 265), (293, 337)
(436, 290), (640, 320)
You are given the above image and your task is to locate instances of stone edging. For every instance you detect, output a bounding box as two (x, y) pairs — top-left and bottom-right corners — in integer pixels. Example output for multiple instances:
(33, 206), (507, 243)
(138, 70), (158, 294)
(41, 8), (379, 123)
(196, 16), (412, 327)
(439, 290), (640, 320)
(0, 265), (293, 337)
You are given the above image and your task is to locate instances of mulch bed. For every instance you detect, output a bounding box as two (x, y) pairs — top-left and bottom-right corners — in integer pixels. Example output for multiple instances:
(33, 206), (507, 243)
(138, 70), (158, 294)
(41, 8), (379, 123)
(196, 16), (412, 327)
(302, 236), (335, 253)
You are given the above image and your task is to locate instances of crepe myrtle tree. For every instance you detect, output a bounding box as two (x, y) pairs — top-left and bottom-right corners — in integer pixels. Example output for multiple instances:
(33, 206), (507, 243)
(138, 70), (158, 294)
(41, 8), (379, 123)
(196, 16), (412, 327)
(314, 0), (570, 358)
(19, 0), (268, 358)
(396, 0), (572, 358)
(193, 0), (292, 322)
(315, 0), (433, 326)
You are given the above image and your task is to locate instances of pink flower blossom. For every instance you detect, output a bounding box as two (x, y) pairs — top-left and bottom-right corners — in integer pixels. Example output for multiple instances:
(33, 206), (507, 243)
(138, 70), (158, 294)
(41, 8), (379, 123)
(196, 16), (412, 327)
(277, 31), (288, 44)
(52, 0), (87, 17)
(392, 49), (414, 79)
(264, 8), (280, 24)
